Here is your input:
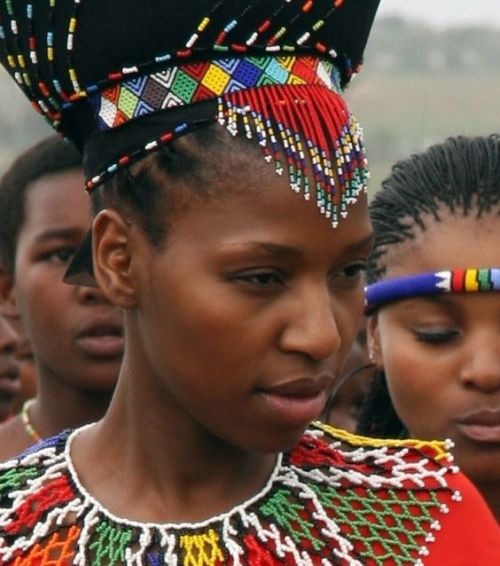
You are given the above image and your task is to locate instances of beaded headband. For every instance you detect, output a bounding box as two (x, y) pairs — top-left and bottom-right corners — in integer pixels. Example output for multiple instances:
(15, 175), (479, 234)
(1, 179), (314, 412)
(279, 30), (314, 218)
(365, 268), (500, 314)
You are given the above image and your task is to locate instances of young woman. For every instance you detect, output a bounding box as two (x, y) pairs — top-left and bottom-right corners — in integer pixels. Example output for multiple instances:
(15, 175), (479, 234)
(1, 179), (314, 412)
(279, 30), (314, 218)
(0, 2), (498, 563)
(359, 135), (500, 522)
(0, 136), (124, 460)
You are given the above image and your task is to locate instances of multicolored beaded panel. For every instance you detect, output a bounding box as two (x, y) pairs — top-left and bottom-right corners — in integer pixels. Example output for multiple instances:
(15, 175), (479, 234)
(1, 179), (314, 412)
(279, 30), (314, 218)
(365, 268), (500, 313)
(0, 423), (461, 565)
(86, 55), (367, 227)
(91, 56), (342, 131)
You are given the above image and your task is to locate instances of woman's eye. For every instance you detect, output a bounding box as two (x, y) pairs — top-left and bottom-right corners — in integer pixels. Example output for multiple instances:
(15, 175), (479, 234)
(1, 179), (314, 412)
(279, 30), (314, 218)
(332, 261), (367, 284)
(414, 329), (459, 344)
(234, 270), (284, 288)
(44, 248), (76, 265)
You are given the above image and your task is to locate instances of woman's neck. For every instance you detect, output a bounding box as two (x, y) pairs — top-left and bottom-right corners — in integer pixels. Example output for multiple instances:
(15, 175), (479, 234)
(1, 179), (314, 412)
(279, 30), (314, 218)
(71, 372), (278, 524)
(33, 367), (113, 438)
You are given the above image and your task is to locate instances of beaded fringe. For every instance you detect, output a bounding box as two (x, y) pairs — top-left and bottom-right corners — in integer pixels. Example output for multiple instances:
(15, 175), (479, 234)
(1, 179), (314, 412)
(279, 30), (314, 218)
(217, 83), (368, 227)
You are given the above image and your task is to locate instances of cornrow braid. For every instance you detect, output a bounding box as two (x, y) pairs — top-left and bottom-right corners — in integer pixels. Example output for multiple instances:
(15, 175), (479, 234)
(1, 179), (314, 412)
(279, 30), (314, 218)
(358, 135), (500, 438)
(367, 134), (500, 283)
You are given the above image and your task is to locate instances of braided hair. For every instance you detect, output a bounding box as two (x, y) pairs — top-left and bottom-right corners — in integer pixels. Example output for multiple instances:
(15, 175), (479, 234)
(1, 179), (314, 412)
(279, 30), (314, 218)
(357, 134), (500, 438)
(90, 125), (262, 250)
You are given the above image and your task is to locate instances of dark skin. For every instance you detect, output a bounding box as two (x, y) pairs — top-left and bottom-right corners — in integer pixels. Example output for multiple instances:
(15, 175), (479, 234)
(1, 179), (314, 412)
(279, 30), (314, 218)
(4, 315), (37, 414)
(325, 320), (373, 432)
(0, 170), (123, 461)
(73, 144), (373, 524)
(0, 314), (20, 422)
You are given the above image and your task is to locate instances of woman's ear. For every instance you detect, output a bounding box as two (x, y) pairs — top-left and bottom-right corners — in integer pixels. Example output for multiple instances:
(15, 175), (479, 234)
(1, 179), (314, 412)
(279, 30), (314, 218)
(0, 267), (19, 319)
(92, 209), (138, 309)
(367, 314), (383, 369)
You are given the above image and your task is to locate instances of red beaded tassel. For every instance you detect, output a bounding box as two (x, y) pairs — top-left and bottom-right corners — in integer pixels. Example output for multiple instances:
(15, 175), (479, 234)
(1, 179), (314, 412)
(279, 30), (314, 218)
(217, 83), (368, 227)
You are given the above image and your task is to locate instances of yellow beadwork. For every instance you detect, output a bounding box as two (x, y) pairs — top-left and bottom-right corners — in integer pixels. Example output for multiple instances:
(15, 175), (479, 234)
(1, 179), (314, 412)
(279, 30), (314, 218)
(465, 268), (479, 291)
(21, 399), (42, 443)
(315, 421), (452, 462)
(198, 17), (211, 32)
(201, 64), (231, 95)
(180, 529), (224, 565)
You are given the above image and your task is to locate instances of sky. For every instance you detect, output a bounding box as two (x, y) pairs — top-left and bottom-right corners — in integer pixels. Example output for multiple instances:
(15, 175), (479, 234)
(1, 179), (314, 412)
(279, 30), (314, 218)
(378, 0), (500, 28)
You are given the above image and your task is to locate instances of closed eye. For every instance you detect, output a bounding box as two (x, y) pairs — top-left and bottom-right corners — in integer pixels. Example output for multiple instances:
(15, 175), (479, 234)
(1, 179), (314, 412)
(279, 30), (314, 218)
(414, 329), (460, 344)
(339, 261), (367, 279)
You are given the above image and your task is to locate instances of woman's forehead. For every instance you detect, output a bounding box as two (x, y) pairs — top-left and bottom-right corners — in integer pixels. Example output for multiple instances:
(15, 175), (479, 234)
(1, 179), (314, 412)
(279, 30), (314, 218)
(382, 211), (500, 278)
(153, 171), (371, 257)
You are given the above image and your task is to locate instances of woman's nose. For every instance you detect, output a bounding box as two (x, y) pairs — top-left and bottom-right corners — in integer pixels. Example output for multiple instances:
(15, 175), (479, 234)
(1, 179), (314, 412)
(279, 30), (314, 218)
(279, 287), (341, 361)
(0, 315), (18, 355)
(459, 333), (500, 393)
(76, 283), (109, 305)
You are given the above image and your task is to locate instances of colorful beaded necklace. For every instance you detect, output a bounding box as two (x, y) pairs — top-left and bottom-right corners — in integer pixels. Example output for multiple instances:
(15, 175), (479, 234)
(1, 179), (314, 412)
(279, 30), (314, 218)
(0, 423), (461, 565)
(20, 399), (42, 443)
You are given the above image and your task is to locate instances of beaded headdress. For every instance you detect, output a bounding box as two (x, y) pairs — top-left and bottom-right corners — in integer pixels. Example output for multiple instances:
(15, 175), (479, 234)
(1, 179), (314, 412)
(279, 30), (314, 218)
(365, 268), (500, 314)
(0, 0), (379, 281)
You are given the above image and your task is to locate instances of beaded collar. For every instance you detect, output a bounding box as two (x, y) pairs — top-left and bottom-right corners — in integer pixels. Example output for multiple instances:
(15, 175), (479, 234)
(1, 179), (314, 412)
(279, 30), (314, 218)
(0, 423), (460, 564)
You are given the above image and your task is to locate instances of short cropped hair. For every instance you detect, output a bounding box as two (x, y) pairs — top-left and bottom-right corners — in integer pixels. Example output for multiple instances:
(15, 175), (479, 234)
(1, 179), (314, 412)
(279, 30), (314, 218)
(0, 135), (82, 275)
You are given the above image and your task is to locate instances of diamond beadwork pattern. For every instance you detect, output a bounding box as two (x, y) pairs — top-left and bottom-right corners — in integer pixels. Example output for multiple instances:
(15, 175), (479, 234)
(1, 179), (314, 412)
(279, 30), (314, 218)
(91, 56), (341, 131)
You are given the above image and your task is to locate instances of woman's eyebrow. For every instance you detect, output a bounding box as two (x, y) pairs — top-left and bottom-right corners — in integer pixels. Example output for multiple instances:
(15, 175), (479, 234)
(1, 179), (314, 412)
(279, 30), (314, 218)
(34, 228), (83, 243)
(248, 242), (302, 258)
(343, 232), (374, 255)
(220, 241), (302, 259)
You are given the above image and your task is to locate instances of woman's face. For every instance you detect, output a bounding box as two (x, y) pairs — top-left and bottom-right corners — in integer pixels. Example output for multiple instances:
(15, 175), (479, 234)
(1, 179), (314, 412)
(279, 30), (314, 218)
(369, 211), (500, 484)
(118, 153), (373, 453)
(13, 170), (124, 392)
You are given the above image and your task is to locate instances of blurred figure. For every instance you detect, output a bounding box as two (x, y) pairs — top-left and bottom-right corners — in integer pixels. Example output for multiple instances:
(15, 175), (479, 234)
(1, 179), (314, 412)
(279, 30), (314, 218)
(323, 319), (374, 431)
(2, 314), (37, 414)
(0, 314), (20, 422)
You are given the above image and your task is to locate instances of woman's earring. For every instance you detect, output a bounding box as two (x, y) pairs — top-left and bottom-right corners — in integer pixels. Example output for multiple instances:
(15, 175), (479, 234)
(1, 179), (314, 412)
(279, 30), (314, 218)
(368, 350), (375, 363)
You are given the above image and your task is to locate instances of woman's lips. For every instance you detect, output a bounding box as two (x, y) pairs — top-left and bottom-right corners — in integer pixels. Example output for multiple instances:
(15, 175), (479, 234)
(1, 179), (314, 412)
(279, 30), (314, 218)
(0, 365), (21, 398)
(76, 318), (124, 358)
(456, 409), (500, 444)
(260, 377), (331, 427)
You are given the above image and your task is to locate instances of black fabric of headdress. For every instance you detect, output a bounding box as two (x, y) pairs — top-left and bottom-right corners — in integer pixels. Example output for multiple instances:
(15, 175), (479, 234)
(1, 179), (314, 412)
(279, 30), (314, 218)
(0, 0), (380, 286)
(0, 0), (380, 155)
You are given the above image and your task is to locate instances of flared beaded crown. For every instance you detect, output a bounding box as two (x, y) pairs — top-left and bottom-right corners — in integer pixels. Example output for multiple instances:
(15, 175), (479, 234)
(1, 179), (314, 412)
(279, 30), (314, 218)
(0, 0), (379, 227)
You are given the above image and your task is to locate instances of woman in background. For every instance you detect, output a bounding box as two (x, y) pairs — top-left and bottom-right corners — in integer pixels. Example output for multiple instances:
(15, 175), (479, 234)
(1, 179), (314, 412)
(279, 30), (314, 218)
(359, 135), (500, 521)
